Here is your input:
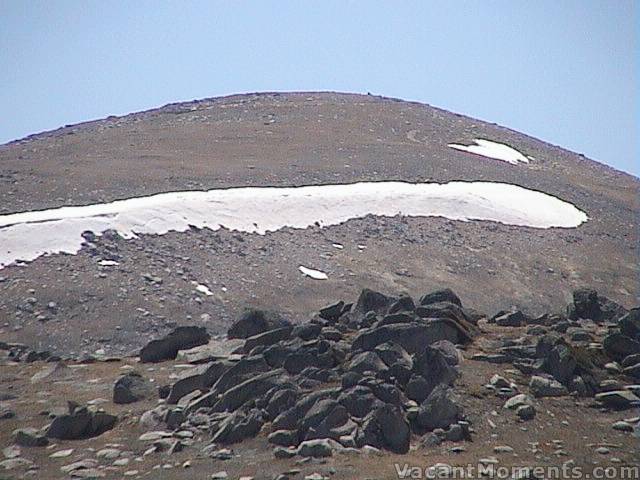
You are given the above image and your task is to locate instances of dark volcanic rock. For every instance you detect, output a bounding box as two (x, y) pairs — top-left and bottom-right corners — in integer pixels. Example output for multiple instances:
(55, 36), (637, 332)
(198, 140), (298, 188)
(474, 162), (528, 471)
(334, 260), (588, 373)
(603, 333), (640, 361)
(352, 320), (470, 354)
(46, 403), (117, 440)
(113, 371), (154, 404)
(419, 288), (462, 308)
(243, 326), (293, 353)
(356, 404), (410, 453)
(228, 309), (291, 339)
(319, 301), (346, 322)
(569, 288), (601, 321)
(211, 409), (265, 444)
(416, 385), (463, 432)
(619, 309), (640, 340)
(494, 310), (526, 327)
(541, 342), (577, 383)
(139, 326), (210, 363)
(353, 289), (395, 317)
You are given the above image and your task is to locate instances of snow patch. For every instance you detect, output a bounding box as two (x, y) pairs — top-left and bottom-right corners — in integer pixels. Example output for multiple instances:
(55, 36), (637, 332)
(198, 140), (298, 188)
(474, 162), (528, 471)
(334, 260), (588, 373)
(195, 284), (213, 296)
(299, 265), (329, 280)
(0, 181), (587, 269)
(98, 260), (119, 266)
(448, 139), (529, 165)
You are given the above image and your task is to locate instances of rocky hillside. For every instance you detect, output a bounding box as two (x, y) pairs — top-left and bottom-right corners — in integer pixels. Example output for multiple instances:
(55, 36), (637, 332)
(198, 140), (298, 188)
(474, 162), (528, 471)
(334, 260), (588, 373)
(0, 92), (638, 358)
(0, 286), (638, 479)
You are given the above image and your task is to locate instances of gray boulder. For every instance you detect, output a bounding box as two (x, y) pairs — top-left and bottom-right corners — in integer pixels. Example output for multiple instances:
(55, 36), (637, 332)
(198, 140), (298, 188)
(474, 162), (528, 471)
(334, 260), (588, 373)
(228, 309), (290, 339)
(352, 321), (468, 355)
(416, 385), (463, 431)
(46, 403), (117, 440)
(529, 375), (568, 398)
(113, 371), (154, 404)
(13, 428), (48, 447)
(211, 409), (265, 444)
(603, 333), (640, 361)
(348, 351), (388, 374)
(419, 289), (462, 307)
(140, 326), (210, 363)
(595, 390), (640, 410)
(541, 343), (576, 384)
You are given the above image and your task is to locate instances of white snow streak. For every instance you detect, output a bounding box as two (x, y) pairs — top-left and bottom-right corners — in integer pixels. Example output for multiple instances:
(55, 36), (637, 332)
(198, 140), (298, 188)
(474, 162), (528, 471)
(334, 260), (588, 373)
(299, 266), (329, 280)
(195, 284), (214, 296)
(448, 139), (530, 165)
(0, 181), (587, 269)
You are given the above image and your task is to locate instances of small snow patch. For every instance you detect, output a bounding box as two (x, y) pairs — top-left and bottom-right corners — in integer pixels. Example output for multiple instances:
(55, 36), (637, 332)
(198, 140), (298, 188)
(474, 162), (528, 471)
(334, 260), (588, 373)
(98, 260), (119, 266)
(195, 284), (213, 296)
(299, 265), (328, 280)
(448, 139), (529, 165)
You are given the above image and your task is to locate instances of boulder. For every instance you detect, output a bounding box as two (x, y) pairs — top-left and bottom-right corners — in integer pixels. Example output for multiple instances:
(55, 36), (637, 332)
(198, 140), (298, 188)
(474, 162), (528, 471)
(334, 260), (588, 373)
(266, 388), (299, 419)
(113, 371), (154, 404)
(352, 321), (468, 355)
(273, 388), (340, 431)
(619, 309), (640, 340)
(388, 295), (416, 314)
(374, 342), (413, 370)
(362, 404), (410, 453)
(348, 351), (388, 374)
(319, 301), (346, 322)
(529, 376), (568, 398)
(595, 390), (640, 410)
(338, 386), (383, 418)
(296, 438), (338, 458)
(419, 289), (462, 307)
(292, 324), (322, 341)
(503, 394), (534, 410)
(140, 326), (210, 363)
(494, 311), (526, 327)
(211, 409), (265, 444)
(242, 327), (292, 353)
(227, 309), (290, 339)
(46, 404), (117, 440)
(623, 363), (640, 379)
(353, 289), (395, 317)
(569, 288), (601, 321)
(416, 385), (463, 431)
(13, 428), (48, 447)
(430, 340), (463, 366)
(268, 429), (299, 447)
(541, 343), (577, 384)
(603, 333), (640, 361)
(206, 370), (292, 413)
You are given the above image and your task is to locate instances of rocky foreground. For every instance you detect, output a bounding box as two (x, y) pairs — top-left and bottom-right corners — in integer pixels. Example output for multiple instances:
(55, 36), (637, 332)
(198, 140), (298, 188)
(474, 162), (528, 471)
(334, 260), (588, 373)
(1, 287), (639, 479)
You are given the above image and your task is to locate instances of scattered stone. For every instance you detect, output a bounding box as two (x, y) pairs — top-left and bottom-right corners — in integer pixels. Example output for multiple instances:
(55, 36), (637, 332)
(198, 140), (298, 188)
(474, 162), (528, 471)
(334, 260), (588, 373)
(612, 421), (633, 432)
(516, 404), (536, 421)
(13, 427), (48, 447)
(50, 448), (74, 458)
(297, 439), (337, 458)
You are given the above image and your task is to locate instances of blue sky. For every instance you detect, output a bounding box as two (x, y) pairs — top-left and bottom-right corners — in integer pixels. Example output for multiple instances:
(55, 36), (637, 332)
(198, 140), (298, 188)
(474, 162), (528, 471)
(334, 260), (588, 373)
(1, 1), (637, 175)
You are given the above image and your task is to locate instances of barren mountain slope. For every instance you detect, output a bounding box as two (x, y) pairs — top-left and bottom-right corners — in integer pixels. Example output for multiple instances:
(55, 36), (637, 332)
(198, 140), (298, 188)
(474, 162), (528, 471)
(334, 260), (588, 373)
(0, 92), (637, 355)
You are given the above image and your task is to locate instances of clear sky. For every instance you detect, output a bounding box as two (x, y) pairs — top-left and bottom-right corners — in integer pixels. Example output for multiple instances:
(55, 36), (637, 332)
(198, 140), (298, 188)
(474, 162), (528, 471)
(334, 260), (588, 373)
(1, 0), (638, 175)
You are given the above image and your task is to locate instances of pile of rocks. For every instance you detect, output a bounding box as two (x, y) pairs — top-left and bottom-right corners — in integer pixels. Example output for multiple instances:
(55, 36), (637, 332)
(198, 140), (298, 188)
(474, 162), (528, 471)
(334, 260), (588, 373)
(13, 401), (118, 447)
(146, 288), (478, 456)
(478, 288), (640, 409)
